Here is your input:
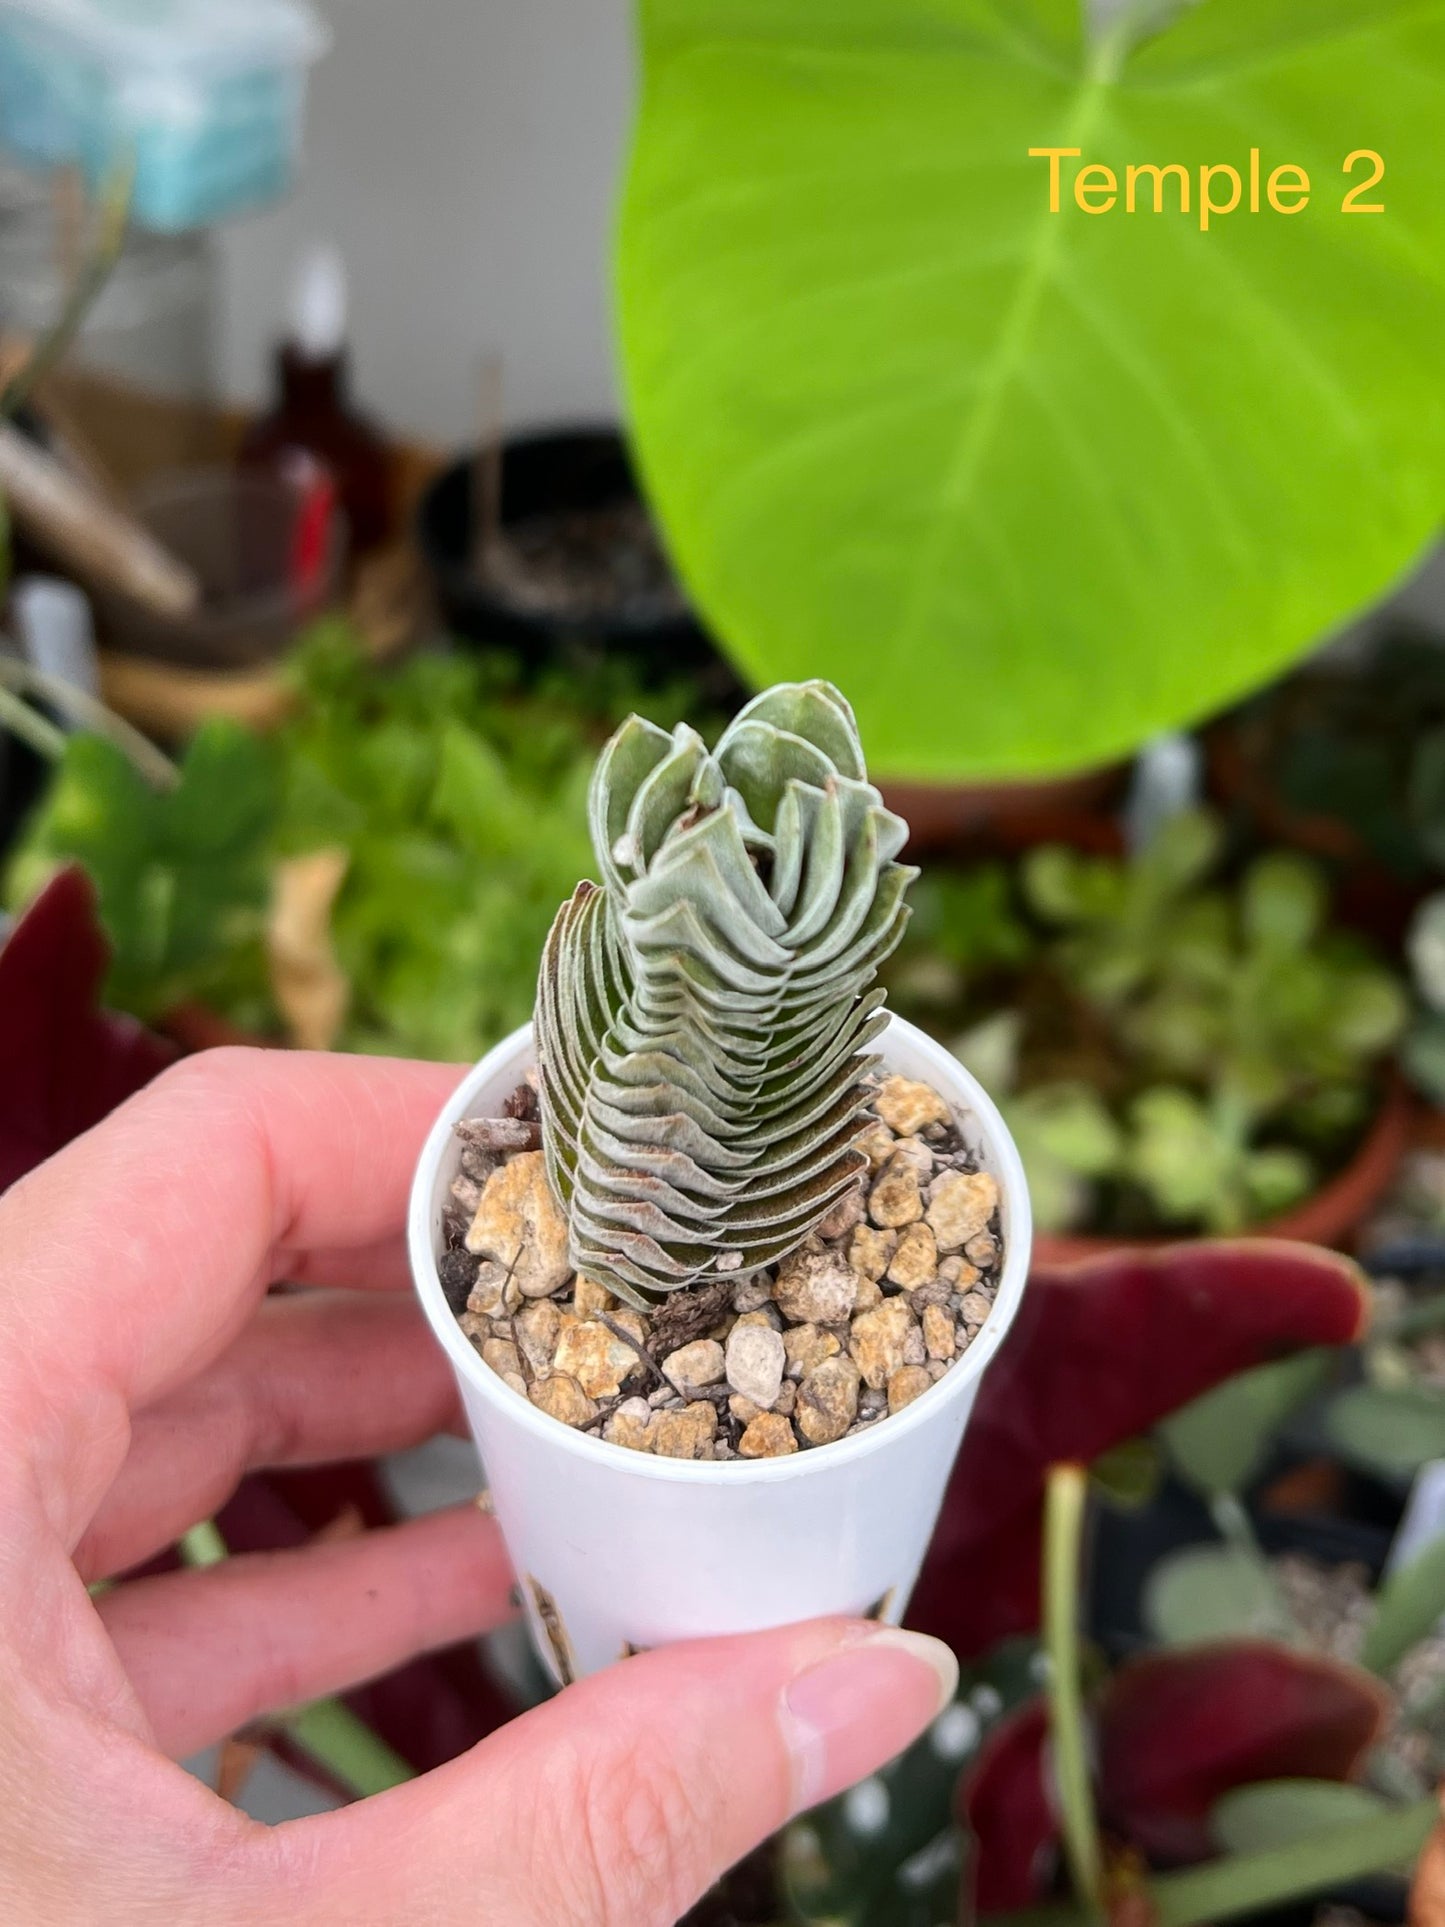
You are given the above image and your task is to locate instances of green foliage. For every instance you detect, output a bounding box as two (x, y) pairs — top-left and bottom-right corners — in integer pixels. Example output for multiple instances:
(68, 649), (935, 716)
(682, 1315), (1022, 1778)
(1002, 1081), (1123, 1235)
(6, 626), (707, 1061)
(1160, 1352), (1334, 1501)
(1089, 1436), (1164, 1512)
(892, 810), (1405, 1235)
(1026, 818), (1405, 1119)
(618, 0), (1445, 779)
(272, 630), (603, 1060)
(1022, 810), (1405, 1233)
(1361, 1532), (1445, 1678)
(1142, 1543), (1292, 1648)
(1404, 1015), (1445, 1109)
(1123, 1088), (1313, 1236)
(886, 865), (1032, 1012)
(1211, 1781), (1393, 1861)
(6, 722), (278, 1020)
(1021, 811), (1225, 1010)
(1325, 1382), (1445, 1480)
(1405, 893), (1445, 1106)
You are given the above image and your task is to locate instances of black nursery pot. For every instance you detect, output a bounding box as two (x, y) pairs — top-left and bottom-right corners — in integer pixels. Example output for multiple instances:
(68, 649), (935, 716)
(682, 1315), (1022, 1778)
(0, 729), (45, 865)
(1230, 1513), (1405, 1927)
(1091, 1496), (1407, 1927)
(416, 427), (744, 699)
(1088, 1479), (1395, 1662)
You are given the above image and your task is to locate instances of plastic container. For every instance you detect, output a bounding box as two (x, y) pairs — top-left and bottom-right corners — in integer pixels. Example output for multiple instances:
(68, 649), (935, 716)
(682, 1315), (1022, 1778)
(0, 161), (214, 400)
(409, 1014), (1033, 1684)
(0, 0), (329, 232)
(95, 466), (343, 668)
(240, 245), (397, 560)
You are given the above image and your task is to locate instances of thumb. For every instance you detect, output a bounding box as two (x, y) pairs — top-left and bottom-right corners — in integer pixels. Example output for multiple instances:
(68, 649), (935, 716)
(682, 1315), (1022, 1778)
(283, 1617), (957, 1926)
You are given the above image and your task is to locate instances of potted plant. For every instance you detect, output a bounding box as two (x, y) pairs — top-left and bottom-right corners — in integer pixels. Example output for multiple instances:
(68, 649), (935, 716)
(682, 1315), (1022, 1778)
(887, 810), (1410, 1263)
(1207, 629), (1445, 950)
(415, 426), (747, 704)
(1208, 630), (1445, 880)
(408, 679), (1033, 1681)
(784, 1239), (1432, 1927)
(1322, 1264), (1445, 1519)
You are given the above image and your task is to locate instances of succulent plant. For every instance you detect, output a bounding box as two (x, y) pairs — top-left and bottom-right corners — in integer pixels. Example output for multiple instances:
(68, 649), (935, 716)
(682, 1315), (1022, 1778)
(535, 682), (915, 1307)
(893, 810), (1406, 1237)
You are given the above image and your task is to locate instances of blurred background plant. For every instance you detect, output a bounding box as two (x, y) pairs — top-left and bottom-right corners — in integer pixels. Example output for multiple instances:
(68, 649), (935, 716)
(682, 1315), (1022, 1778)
(4, 621), (717, 1059)
(1, 0), (1445, 1916)
(888, 812), (1408, 1242)
(1212, 632), (1445, 884)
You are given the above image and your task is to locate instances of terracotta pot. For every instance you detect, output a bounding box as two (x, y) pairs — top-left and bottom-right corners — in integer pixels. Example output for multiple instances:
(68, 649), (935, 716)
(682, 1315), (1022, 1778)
(880, 764), (1126, 860)
(1033, 1071), (1413, 1266)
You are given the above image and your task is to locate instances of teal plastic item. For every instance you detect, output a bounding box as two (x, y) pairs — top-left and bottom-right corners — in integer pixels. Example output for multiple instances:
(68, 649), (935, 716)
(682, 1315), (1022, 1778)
(0, 0), (328, 231)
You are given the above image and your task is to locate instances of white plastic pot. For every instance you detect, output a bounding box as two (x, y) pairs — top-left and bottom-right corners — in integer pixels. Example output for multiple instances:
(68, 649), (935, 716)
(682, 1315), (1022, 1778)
(408, 1014), (1032, 1683)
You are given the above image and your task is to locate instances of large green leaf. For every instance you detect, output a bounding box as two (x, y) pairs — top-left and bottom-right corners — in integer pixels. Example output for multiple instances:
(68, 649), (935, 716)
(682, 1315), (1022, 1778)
(618, 0), (1445, 777)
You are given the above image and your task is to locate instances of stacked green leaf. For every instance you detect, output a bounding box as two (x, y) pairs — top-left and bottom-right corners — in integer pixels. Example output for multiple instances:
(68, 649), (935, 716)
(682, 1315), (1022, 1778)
(536, 681), (915, 1306)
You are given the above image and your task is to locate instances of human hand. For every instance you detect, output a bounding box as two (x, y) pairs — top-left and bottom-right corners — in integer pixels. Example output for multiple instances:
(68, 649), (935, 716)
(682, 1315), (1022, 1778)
(0, 1049), (958, 1925)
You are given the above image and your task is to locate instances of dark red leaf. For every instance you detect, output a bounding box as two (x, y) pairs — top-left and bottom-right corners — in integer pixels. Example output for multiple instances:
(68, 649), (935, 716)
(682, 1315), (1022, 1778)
(909, 1243), (1370, 1657)
(0, 867), (175, 1192)
(962, 1642), (1388, 1912)
(1098, 1643), (1389, 1864)
(961, 1701), (1055, 1912)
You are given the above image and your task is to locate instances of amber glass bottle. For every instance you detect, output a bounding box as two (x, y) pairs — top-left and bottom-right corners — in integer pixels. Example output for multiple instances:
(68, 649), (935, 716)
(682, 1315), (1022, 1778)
(239, 244), (396, 560)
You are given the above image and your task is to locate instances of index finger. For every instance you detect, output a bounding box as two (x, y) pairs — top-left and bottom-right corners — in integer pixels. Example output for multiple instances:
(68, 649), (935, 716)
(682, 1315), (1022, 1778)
(0, 1048), (465, 1518)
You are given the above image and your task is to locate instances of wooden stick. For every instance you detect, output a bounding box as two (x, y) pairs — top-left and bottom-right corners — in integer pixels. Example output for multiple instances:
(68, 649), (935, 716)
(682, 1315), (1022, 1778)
(0, 655), (179, 790)
(0, 331), (130, 510)
(0, 420), (201, 619)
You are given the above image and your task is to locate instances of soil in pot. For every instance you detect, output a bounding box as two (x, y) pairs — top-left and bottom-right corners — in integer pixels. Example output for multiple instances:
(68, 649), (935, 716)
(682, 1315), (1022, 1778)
(416, 428), (748, 705)
(1258, 1517), (1445, 1826)
(439, 1070), (1006, 1462)
(479, 497), (685, 629)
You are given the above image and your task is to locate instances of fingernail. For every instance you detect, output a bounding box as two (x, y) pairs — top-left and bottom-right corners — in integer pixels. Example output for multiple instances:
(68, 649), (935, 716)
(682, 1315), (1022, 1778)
(780, 1627), (959, 1813)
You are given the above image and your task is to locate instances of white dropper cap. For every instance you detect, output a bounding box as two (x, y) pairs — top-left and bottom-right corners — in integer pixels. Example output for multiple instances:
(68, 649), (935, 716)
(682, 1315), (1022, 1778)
(290, 241), (348, 360)
(1124, 730), (1203, 856)
(12, 576), (98, 701)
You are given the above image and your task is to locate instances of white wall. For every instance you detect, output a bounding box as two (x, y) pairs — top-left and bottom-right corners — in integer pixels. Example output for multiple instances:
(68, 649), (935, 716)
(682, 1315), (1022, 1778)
(214, 0), (635, 447)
